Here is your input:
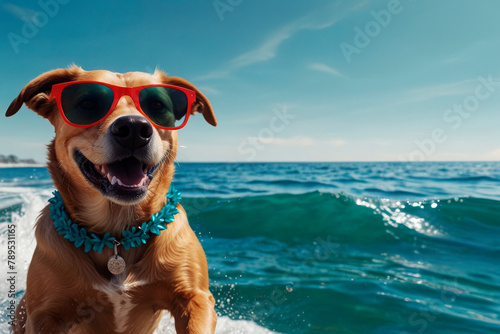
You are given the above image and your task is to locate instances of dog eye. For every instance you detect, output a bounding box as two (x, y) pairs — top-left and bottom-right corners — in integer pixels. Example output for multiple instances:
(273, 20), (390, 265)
(149, 100), (165, 110)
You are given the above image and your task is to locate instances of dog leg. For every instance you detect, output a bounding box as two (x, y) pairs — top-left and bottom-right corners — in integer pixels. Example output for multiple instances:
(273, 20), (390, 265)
(23, 313), (72, 334)
(173, 291), (217, 334)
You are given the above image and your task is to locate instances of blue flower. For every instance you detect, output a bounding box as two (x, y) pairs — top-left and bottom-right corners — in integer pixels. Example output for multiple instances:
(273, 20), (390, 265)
(49, 186), (180, 254)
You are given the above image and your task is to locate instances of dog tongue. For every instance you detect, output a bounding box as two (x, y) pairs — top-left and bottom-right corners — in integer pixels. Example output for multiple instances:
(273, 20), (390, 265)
(107, 158), (146, 186)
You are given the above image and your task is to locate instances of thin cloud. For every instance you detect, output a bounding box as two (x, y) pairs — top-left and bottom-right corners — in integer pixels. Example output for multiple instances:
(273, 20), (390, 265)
(406, 80), (477, 98)
(389, 80), (474, 107)
(252, 136), (315, 147)
(486, 148), (500, 160)
(347, 0), (371, 12)
(196, 3), (349, 81)
(388, 78), (500, 107)
(197, 86), (220, 95)
(308, 63), (345, 78)
(327, 139), (347, 147)
(228, 29), (291, 69)
(338, 77), (500, 116)
(425, 153), (472, 161)
(3, 3), (37, 22)
(442, 57), (462, 64)
(251, 136), (346, 148)
(196, 69), (229, 81)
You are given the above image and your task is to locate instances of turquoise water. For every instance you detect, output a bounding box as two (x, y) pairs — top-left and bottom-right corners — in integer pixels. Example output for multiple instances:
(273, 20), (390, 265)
(1, 162), (500, 333)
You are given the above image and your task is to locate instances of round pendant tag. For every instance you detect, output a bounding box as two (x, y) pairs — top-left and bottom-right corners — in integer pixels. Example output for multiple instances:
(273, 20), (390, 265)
(107, 255), (126, 275)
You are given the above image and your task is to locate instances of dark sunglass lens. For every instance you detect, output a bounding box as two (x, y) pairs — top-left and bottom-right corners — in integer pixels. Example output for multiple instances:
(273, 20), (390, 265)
(138, 87), (188, 128)
(60, 83), (114, 125)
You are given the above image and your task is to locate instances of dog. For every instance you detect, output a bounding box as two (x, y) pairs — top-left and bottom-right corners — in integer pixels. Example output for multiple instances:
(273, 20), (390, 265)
(6, 66), (217, 333)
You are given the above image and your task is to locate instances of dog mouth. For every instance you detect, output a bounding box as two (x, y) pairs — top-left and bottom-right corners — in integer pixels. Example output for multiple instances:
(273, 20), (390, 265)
(74, 150), (159, 203)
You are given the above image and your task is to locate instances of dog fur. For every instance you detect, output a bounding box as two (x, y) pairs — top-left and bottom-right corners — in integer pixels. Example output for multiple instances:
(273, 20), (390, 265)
(6, 66), (217, 334)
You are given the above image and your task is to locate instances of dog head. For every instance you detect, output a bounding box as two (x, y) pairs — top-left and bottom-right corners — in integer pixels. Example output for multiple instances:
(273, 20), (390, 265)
(6, 66), (216, 228)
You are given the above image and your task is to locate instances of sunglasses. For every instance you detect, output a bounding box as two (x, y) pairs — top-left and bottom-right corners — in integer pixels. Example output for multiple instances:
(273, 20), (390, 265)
(49, 81), (196, 129)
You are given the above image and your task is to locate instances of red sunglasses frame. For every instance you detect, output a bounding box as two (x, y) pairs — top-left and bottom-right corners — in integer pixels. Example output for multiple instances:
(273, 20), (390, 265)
(49, 81), (196, 130)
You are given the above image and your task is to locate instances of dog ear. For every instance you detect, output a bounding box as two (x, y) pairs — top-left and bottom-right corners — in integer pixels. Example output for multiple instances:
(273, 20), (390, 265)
(6, 66), (82, 119)
(157, 72), (217, 127)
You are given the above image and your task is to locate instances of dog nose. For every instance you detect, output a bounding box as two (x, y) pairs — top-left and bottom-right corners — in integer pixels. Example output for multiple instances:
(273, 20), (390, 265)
(110, 115), (153, 149)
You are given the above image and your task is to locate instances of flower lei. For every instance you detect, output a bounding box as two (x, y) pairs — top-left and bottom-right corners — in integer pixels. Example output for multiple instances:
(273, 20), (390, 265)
(49, 185), (181, 253)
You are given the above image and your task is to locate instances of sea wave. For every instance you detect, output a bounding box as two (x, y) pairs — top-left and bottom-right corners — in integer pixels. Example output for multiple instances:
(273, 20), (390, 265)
(185, 192), (500, 248)
(1, 163), (500, 333)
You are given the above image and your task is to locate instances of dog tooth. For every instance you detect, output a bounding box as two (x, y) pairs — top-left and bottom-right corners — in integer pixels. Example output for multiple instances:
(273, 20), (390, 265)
(116, 178), (140, 188)
(117, 178), (134, 188)
(111, 176), (118, 185)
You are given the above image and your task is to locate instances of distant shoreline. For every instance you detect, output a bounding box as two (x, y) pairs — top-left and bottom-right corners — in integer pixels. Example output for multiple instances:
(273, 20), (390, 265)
(0, 163), (45, 168)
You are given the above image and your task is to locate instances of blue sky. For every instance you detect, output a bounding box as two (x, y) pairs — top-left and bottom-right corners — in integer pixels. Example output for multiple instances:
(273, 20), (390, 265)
(2, 0), (500, 162)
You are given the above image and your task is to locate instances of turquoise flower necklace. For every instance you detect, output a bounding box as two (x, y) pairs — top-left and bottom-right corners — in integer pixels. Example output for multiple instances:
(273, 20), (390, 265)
(49, 185), (181, 275)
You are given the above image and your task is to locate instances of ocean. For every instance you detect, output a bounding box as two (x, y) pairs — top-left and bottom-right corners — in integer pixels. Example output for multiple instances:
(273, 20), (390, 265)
(0, 162), (499, 333)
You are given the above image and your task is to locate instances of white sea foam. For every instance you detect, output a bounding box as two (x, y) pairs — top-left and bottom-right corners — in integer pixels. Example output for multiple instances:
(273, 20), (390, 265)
(0, 189), (276, 333)
(154, 315), (278, 333)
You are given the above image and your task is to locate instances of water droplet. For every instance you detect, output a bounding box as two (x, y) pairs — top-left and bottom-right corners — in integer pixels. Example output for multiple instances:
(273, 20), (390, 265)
(286, 282), (294, 292)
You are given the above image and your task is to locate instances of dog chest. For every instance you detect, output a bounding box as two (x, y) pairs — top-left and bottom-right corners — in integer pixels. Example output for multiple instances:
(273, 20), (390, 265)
(93, 280), (149, 333)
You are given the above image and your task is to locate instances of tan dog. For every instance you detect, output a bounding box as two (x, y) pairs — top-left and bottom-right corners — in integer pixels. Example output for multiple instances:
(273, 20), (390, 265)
(6, 66), (217, 334)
